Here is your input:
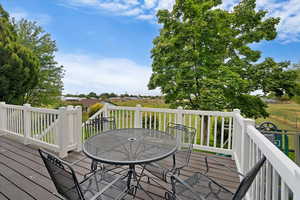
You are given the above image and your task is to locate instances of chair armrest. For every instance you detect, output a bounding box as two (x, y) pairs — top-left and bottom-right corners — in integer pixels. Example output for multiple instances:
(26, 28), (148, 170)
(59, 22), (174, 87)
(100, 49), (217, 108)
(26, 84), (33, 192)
(204, 156), (244, 177)
(171, 175), (206, 200)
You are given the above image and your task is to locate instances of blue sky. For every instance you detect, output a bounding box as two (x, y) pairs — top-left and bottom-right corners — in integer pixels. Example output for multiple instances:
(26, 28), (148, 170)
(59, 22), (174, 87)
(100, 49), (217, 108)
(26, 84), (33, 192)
(1, 0), (300, 95)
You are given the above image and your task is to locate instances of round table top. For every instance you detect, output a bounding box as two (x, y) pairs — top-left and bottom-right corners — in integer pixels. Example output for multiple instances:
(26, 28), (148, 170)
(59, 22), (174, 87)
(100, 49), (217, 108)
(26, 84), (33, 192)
(83, 128), (178, 165)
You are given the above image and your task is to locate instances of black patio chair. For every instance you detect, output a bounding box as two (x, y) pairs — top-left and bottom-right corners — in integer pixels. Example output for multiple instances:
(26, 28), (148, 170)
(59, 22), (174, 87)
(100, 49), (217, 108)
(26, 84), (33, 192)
(39, 149), (127, 200)
(144, 123), (196, 182)
(84, 116), (117, 171)
(84, 116), (116, 135)
(165, 156), (266, 200)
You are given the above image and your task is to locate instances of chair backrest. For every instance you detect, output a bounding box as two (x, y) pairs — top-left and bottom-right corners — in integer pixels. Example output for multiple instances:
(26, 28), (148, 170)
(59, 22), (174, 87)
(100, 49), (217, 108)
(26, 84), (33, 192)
(84, 116), (116, 134)
(232, 156), (266, 200)
(167, 123), (196, 166)
(39, 149), (85, 200)
(100, 116), (116, 130)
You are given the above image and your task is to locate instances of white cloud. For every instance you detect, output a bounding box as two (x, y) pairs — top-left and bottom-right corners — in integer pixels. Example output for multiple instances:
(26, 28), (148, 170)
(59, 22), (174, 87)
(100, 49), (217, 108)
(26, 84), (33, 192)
(61, 0), (300, 43)
(9, 9), (51, 25)
(56, 53), (160, 95)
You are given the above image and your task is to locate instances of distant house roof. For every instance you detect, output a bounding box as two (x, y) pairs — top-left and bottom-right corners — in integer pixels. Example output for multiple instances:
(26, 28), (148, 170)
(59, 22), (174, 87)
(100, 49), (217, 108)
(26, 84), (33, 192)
(79, 99), (101, 108)
(63, 96), (82, 101)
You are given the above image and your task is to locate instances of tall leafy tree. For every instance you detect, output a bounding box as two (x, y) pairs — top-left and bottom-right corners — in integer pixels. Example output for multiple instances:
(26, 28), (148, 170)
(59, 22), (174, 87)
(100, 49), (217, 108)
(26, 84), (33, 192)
(13, 19), (64, 106)
(148, 0), (298, 118)
(0, 5), (39, 104)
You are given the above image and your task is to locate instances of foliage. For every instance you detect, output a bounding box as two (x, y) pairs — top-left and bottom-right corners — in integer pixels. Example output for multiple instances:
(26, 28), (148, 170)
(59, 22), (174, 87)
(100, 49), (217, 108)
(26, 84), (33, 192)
(0, 5), (40, 105)
(88, 103), (103, 117)
(148, 0), (298, 118)
(13, 19), (64, 106)
(88, 92), (98, 98)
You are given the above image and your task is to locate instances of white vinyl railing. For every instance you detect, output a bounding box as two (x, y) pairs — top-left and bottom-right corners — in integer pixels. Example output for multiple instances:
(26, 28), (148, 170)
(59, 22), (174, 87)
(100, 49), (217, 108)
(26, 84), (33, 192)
(1, 102), (300, 199)
(233, 110), (300, 200)
(83, 104), (235, 155)
(0, 102), (82, 157)
(85, 104), (300, 199)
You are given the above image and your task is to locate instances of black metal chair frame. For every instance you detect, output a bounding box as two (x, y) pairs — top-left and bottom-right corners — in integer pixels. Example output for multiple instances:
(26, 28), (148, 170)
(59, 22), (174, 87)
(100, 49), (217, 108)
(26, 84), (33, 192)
(39, 149), (127, 200)
(166, 156), (266, 200)
(84, 116), (117, 171)
(143, 123), (196, 190)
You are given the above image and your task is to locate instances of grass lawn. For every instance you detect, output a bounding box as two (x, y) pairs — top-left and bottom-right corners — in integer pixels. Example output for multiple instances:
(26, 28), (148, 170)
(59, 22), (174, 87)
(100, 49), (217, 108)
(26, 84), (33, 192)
(256, 102), (300, 161)
(111, 98), (169, 108)
(256, 102), (300, 131)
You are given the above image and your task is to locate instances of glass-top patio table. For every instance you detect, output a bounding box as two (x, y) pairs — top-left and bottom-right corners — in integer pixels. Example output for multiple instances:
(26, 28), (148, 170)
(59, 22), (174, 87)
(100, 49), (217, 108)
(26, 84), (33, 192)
(83, 128), (178, 198)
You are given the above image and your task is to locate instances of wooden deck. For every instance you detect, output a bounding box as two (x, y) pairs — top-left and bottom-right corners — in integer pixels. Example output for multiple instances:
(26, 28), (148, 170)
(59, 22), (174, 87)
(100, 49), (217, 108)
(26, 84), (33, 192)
(0, 136), (240, 200)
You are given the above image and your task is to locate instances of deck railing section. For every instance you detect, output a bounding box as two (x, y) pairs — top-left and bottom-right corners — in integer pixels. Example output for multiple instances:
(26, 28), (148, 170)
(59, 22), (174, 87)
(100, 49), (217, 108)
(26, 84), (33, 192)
(0, 102), (81, 157)
(83, 104), (235, 155)
(1, 102), (300, 199)
(233, 110), (300, 200)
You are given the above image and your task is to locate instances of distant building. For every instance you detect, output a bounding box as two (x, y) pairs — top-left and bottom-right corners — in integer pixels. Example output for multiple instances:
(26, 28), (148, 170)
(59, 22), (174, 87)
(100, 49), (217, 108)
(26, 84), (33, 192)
(62, 96), (101, 112)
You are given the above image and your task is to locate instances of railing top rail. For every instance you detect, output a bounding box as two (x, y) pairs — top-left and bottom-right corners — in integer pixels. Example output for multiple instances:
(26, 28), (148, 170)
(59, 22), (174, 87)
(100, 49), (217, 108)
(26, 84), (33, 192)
(29, 107), (60, 114)
(247, 125), (300, 192)
(108, 105), (235, 116)
(4, 104), (24, 109)
(4, 103), (60, 114)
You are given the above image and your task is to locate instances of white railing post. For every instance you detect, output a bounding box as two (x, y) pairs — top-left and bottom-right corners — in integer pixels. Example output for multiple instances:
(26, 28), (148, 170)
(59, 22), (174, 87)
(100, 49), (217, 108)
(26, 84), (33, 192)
(176, 106), (183, 147)
(75, 106), (82, 151)
(242, 118), (255, 175)
(23, 104), (31, 145)
(58, 107), (68, 158)
(134, 104), (141, 128)
(232, 109), (240, 154)
(0, 102), (7, 133)
(103, 103), (109, 117)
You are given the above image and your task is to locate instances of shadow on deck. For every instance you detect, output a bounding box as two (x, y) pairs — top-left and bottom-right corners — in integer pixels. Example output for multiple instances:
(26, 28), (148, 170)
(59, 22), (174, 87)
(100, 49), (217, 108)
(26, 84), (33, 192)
(0, 136), (239, 200)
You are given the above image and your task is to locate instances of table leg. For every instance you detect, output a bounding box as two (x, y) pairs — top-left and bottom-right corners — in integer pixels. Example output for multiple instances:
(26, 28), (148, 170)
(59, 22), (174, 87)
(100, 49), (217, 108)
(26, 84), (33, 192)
(127, 164), (135, 194)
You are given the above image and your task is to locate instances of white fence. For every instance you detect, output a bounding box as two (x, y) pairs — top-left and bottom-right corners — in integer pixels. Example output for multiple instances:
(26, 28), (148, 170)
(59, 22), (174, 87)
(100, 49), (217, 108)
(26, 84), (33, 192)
(83, 104), (300, 200)
(82, 104), (235, 155)
(233, 110), (300, 200)
(1, 102), (300, 199)
(0, 102), (81, 157)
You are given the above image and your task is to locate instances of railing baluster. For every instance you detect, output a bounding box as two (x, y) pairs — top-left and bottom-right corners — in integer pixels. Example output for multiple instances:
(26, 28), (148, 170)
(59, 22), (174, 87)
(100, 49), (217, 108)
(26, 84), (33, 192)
(200, 115), (204, 145)
(207, 115), (211, 146)
(221, 117), (224, 148)
(228, 117), (232, 149)
(213, 116), (217, 147)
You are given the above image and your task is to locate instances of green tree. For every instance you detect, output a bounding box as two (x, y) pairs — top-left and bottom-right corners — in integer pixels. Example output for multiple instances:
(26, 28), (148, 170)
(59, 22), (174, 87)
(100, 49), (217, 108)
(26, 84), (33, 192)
(13, 19), (64, 106)
(88, 92), (98, 98)
(0, 5), (39, 104)
(148, 0), (297, 118)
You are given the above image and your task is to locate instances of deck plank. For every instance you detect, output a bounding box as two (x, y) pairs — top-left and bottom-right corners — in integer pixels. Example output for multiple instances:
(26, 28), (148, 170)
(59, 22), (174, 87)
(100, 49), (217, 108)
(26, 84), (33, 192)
(0, 136), (239, 200)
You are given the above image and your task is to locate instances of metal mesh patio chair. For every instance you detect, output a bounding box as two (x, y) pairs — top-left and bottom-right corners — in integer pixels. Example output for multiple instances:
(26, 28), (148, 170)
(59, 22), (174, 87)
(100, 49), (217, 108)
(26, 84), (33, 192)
(144, 123), (196, 182)
(39, 149), (127, 200)
(84, 116), (117, 171)
(165, 156), (266, 200)
(84, 116), (116, 135)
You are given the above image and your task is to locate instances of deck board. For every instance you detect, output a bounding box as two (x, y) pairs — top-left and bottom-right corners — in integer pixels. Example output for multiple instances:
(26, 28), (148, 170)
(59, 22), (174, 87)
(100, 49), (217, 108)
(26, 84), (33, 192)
(0, 136), (239, 200)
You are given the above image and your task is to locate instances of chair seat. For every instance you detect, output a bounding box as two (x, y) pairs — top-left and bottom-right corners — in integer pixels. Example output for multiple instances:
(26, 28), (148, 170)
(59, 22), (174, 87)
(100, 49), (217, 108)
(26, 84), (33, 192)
(144, 150), (188, 182)
(80, 171), (127, 200)
(144, 161), (173, 182)
(174, 172), (233, 200)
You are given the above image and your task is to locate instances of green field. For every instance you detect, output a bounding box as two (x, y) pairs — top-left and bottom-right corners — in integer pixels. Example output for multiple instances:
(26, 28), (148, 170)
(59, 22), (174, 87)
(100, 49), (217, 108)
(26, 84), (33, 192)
(256, 102), (300, 131)
(111, 98), (169, 108)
